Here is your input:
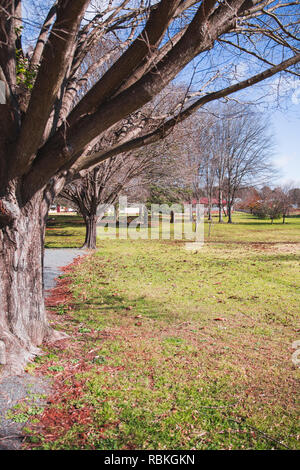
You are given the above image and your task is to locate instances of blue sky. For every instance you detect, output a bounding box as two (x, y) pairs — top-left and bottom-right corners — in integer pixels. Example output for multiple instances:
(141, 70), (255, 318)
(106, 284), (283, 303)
(176, 51), (300, 189)
(271, 108), (300, 186)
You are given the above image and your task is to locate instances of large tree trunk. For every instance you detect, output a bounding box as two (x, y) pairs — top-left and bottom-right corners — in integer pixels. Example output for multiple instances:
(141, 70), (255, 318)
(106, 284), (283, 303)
(170, 210), (175, 224)
(82, 215), (97, 249)
(0, 189), (64, 375)
(207, 197), (212, 221)
(227, 203), (233, 223)
(218, 189), (223, 223)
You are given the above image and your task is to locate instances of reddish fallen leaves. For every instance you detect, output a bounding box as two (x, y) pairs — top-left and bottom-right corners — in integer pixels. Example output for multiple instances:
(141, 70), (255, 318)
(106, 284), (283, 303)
(45, 256), (85, 308)
(26, 367), (96, 448)
(25, 255), (101, 448)
(42, 399), (92, 432)
(45, 280), (71, 308)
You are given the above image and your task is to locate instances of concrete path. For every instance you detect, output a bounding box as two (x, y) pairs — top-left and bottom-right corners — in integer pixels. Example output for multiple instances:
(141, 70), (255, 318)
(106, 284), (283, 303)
(0, 248), (86, 450)
(0, 375), (50, 449)
(44, 248), (85, 293)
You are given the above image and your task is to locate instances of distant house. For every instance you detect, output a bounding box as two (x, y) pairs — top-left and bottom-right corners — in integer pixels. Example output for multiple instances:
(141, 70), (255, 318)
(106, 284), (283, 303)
(191, 197), (226, 207)
(49, 204), (76, 214)
(189, 198), (227, 215)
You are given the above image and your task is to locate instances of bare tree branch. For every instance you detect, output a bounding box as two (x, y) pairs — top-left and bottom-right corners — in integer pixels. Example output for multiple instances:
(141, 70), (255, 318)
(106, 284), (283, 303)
(12, 0), (90, 176)
(75, 52), (300, 172)
(67, 0), (183, 126)
(29, 2), (57, 71)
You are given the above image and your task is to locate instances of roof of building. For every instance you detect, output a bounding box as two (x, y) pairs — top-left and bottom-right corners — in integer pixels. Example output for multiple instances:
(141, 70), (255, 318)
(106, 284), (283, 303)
(190, 198), (227, 205)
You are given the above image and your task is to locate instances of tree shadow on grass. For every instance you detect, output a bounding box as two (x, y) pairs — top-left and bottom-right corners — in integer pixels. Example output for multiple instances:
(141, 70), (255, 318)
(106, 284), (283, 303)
(69, 282), (167, 324)
(46, 215), (85, 229)
(46, 230), (83, 237)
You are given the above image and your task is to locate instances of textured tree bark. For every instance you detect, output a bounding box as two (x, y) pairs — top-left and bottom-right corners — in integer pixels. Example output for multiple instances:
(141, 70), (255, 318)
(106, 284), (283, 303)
(82, 215), (97, 250)
(227, 203), (232, 224)
(0, 188), (65, 375)
(218, 189), (223, 223)
(170, 210), (175, 224)
(207, 202), (212, 221)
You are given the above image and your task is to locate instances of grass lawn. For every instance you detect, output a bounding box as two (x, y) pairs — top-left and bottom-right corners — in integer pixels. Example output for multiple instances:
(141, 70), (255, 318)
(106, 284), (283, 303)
(22, 212), (299, 449)
(45, 214), (86, 248)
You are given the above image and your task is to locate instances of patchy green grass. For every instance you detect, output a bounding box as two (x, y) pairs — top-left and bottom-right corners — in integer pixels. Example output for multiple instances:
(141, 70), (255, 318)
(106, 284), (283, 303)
(34, 212), (300, 449)
(45, 214), (86, 248)
(205, 212), (300, 243)
(45, 212), (300, 248)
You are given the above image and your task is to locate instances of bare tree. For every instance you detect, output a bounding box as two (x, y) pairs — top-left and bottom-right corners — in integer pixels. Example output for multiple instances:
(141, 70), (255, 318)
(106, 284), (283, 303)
(172, 114), (216, 218)
(58, 142), (179, 249)
(58, 163), (123, 250)
(195, 105), (275, 223)
(274, 184), (293, 223)
(0, 0), (299, 373)
(221, 108), (275, 222)
(289, 187), (300, 208)
(179, 105), (275, 223)
(253, 187), (284, 223)
(202, 151), (217, 221)
(206, 115), (228, 223)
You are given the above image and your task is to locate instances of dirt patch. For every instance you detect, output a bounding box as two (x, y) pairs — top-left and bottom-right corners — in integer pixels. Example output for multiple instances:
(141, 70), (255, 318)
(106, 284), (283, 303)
(210, 241), (300, 253)
(273, 243), (300, 254)
(249, 243), (300, 253)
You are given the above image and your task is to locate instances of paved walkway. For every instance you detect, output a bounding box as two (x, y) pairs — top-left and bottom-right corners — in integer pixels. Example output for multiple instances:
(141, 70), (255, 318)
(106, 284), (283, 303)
(0, 248), (85, 450)
(44, 248), (85, 293)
